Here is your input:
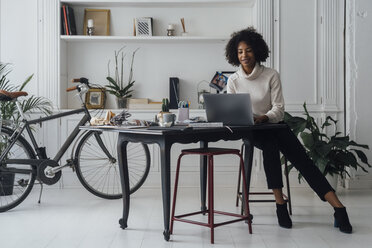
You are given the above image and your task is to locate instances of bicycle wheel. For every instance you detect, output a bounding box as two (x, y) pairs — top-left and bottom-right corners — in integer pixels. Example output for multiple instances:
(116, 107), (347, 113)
(0, 126), (36, 212)
(74, 130), (150, 199)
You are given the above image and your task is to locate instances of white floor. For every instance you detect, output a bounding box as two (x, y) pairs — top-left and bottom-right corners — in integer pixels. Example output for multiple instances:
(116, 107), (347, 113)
(0, 186), (371, 248)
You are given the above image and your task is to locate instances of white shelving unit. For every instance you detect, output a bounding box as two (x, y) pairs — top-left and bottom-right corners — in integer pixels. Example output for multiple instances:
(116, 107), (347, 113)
(60, 35), (229, 43)
(60, 0), (256, 7)
(58, 0), (255, 109)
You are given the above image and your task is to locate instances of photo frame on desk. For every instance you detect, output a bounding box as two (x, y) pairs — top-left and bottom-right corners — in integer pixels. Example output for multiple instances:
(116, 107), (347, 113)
(85, 88), (106, 109)
(83, 9), (110, 36)
(209, 71), (234, 92)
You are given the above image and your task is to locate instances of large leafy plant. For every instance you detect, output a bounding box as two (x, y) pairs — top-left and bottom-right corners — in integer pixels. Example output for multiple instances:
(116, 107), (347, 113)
(0, 63), (52, 125)
(283, 103), (371, 182)
(105, 47), (139, 99)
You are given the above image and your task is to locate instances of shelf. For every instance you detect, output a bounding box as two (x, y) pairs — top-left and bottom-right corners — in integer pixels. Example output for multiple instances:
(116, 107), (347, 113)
(60, 35), (229, 43)
(60, 0), (255, 8)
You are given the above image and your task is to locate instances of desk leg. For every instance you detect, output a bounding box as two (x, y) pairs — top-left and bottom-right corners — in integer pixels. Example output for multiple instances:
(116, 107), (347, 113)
(243, 139), (254, 219)
(159, 141), (171, 241)
(117, 137), (130, 229)
(200, 141), (208, 212)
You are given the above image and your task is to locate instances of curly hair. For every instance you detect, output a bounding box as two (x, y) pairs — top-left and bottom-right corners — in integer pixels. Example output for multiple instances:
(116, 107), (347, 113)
(225, 27), (269, 66)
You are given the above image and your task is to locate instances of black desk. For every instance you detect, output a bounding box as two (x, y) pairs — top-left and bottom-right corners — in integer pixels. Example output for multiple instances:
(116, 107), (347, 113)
(81, 124), (287, 241)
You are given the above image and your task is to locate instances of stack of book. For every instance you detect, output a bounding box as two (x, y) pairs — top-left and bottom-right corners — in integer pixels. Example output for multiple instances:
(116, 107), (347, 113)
(61, 5), (77, 35)
(127, 98), (162, 110)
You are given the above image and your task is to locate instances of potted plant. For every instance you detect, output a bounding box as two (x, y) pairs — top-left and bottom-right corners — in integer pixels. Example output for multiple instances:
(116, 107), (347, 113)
(0, 62), (53, 195)
(105, 47), (139, 108)
(283, 103), (371, 188)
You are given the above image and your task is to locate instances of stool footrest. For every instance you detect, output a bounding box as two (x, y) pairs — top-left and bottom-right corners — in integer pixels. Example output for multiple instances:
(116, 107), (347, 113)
(237, 192), (288, 202)
(174, 209), (249, 228)
(175, 210), (208, 219)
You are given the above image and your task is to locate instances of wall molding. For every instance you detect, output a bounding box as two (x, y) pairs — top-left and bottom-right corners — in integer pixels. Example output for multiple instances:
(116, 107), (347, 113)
(37, 0), (60, 108)
(319, 0), (344, 111)
(344, 0), (369, 188)
(255, 0), (274, 69)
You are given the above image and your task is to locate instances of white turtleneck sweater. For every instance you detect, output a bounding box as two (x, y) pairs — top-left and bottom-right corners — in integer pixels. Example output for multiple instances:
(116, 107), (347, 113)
(227, 63), (285, 123)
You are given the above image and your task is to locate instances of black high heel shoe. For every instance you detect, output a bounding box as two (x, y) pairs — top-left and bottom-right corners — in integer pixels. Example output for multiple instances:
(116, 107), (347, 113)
(276, 202), (292, 228)
(334, 207), (352, 233)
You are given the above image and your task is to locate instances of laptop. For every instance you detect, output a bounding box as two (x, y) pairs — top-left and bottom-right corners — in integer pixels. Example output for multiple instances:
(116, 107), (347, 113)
(203, 93), (254, 126)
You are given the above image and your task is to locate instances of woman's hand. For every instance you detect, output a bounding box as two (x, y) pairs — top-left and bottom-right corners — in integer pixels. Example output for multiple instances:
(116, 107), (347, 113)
(254, 115), (269, 124)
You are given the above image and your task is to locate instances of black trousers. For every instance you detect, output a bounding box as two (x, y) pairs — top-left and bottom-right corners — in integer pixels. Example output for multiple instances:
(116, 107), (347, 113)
(251, 124), (334, 201)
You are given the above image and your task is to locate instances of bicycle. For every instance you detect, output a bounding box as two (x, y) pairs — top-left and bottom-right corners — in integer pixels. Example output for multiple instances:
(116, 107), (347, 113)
(0, 78), (150, 212)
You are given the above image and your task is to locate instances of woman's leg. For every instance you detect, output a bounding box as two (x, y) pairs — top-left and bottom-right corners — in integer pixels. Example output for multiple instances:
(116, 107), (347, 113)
(252, 130), (284, 191)
(252, 130), (292, 228)
(275, 125), (352, 233)
(274, 126), (334, 200)
(324, 191), (344, 208)
(273, 188), (286, 204)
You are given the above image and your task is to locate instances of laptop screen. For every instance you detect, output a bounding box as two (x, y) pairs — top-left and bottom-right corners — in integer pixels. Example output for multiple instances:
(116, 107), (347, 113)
(203, 93), (254, 126)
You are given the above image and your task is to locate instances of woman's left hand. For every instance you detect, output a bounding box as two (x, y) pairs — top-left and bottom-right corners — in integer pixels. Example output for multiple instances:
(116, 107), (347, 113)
(254, 115), (269, 124)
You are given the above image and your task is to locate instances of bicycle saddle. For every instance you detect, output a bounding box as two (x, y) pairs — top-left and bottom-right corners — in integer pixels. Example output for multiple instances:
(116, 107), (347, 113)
(0, 90), (28, 101)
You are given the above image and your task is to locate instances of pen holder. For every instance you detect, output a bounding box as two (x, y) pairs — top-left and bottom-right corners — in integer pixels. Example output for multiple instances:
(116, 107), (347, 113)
(177, 108), (189, 122)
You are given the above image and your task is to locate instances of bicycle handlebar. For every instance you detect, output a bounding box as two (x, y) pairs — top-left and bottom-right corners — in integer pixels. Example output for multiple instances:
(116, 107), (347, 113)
(71, 77), (89, 85)
(66, 86), (78, 92)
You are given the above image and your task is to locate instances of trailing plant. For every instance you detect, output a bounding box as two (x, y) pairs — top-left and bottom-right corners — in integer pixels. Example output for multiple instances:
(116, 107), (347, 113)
(105, 47), (139, 99)
(283, 102), (371, 182)
(0, 63), (53, 125)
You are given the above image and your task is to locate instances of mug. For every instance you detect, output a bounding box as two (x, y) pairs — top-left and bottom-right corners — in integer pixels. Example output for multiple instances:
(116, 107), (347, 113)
(159, 113), (176, 127)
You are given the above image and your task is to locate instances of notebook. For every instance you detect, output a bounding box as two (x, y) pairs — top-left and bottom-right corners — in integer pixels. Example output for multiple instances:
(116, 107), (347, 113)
(203, 93), (254, 126)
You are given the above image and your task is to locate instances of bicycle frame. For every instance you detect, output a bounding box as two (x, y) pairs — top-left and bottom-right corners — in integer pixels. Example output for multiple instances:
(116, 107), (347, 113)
(0, 88), (113, 169)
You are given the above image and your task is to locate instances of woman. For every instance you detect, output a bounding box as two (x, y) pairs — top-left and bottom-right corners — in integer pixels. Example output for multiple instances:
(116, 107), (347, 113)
(225, 27), (352, 233)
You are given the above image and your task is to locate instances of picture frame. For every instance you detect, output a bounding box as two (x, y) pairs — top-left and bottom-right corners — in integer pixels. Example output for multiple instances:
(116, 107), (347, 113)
(85, 88), (106, 109)
(209, 71), (234, 92)
(135, 17), (153, 36)
(83, 9), (110, 36)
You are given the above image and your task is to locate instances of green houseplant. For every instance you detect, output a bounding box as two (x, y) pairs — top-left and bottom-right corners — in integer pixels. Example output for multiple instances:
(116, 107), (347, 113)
(0, 62), (53, 195)
(283, 103), (371, 185)
(0, 63), (53, 125)
(105, 47), (139, 108)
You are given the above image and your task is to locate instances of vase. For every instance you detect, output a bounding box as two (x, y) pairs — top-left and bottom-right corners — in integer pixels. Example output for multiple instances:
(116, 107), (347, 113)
(325, 174), (338, 191)
(116, 97), (127, 109)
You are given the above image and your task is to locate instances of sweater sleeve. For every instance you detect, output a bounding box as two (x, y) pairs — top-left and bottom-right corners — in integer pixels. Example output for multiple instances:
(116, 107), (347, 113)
(265, 73), (285, 123)
(227, 77), (236, 94)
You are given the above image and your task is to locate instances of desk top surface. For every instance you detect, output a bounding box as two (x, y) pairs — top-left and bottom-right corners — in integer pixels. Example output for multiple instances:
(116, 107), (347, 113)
(80, 123), (287, 136)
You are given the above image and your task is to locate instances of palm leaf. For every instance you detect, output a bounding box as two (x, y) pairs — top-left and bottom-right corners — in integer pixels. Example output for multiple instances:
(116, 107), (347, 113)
(19, 74), (34, 91)
(0, 62), (53, 125)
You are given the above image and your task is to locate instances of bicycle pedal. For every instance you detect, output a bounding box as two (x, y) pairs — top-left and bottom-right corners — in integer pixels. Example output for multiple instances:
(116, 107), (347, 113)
(17, 179), (29, 187)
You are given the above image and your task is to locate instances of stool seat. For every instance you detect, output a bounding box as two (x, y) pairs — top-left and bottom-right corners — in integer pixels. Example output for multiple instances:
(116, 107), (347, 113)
(181, 147), (240, 155)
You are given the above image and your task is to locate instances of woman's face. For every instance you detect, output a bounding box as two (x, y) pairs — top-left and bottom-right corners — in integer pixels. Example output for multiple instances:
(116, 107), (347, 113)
(237, 41), (256, 69)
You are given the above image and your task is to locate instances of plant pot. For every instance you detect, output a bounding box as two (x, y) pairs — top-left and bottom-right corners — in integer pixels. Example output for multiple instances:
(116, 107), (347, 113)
(325, 173), (338, 191)
(0, 172), (15, 196)
(116, 98), (127, 109)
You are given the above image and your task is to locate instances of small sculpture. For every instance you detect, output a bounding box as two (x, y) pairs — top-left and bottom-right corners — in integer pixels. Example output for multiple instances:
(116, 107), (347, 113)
(111, 109), (131, 125)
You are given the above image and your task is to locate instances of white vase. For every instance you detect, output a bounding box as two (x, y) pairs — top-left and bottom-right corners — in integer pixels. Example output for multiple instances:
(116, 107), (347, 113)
(325, 174), (338, 191)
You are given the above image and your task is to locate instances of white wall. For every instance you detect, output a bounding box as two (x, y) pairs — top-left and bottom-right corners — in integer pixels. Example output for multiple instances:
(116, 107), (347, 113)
(346, 0), (372, 188)
(1, 0), (372, 189)
(0, 0), (38, 95)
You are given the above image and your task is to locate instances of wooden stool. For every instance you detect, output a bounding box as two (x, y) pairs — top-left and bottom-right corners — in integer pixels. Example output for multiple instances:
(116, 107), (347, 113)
(236, 143), (292, 215)
(170, 147), (252, 244)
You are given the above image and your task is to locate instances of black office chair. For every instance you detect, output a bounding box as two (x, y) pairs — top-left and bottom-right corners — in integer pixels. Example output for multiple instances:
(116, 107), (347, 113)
(236, 143), (292, 215)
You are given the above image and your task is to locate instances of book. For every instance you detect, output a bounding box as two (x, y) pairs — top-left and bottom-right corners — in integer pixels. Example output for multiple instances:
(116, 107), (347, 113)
(67, 6), (77, 35)
(127, 98), (149, 104)
(61, 7), (66, 35)
(188, 122), (223, 128)
(127, 103), (162, 110)
(62, 5), (69, 35)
